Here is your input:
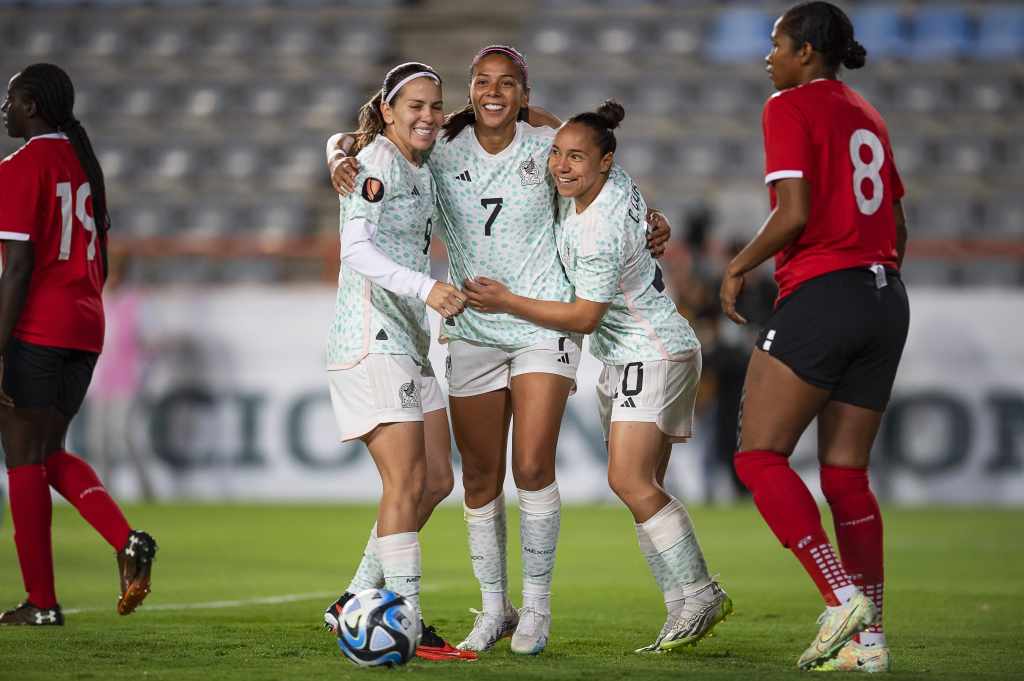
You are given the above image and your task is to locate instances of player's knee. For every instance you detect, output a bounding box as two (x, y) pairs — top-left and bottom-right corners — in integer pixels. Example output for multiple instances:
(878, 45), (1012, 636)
(606, 470), (647, 507)
(819, 464), (870, 504)
(733, 449), (788, 492)
(425, 469), (455, 508)
(512, 458), (554, 491)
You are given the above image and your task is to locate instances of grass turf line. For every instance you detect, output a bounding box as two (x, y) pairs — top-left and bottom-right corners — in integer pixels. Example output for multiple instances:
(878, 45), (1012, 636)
(0, 503), (1021, 680)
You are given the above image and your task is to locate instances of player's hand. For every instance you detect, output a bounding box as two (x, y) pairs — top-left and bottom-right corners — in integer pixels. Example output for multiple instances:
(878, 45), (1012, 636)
(463, 277), (510, 314)
(720, 268), (748, 325)
(426, 282), (466, 320)
(0, 358), (13, 408)
(646, 208), (671, 258)
(328, 137), (359, 196)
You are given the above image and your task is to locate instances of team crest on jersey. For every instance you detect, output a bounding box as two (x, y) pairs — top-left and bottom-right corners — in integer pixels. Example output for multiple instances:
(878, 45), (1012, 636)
(518, 155), (543, 187)
(361, 177), (384, 203)
(399, 380), (420, 408)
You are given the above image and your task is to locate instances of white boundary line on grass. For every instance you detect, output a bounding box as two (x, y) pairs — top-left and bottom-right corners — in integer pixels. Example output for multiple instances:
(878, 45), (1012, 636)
(63, 591), (338, 615)
(63, 584), (445, 615)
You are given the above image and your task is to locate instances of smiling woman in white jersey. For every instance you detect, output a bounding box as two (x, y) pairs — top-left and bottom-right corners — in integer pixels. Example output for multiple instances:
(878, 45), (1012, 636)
(325, 45), (671, 657)
(464, 100), (733, 654)
(319, 61), (478, 663)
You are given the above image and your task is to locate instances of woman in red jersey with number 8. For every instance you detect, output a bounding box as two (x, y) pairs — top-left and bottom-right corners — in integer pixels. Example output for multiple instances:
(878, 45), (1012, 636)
(0, 64), (157, 626)
(720, 2), (909, 672)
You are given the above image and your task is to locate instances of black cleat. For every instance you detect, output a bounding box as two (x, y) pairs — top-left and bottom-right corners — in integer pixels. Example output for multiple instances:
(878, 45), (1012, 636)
(0, 602), (64, 626)
(117, 529), (158, 615)
(323, 591), (355, 634)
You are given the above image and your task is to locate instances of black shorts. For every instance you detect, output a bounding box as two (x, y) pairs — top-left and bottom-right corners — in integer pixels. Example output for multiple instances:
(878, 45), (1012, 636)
(756, 267), (909, 411)
(2, 337), (98, 417)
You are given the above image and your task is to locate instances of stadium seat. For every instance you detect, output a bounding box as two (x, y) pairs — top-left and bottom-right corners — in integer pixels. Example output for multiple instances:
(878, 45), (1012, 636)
(616, 140), (659, 177)
(706, 8), (773, 64)
(960, 260), (1022, 286)
(889, 77), (952, 114)
(960, 77), (1016, 113)
(899, 259), (955, 286)
(908, 5), (973, 62)
(905, 195), (979, 238)
(983, 196), (1024, 237)
(975, 4), (1024, 61)
(852, 5), (908, 59)
(595, 22), (643, 56)
(658, 22), (701, 58)
(939, 137), (994, 176)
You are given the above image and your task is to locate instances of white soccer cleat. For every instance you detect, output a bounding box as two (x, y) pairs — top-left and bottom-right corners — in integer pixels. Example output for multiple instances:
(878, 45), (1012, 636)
(657, 581), (733, 651)
(812, 641), (892, 673)
(634, 616), (672, 653)
(456, 603), (519, 652)
(798, 590), (876, 670)
(510, 607), (551, 655)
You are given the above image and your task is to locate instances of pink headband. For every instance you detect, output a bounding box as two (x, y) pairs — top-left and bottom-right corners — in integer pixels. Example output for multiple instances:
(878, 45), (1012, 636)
(473, 45), (528, 87)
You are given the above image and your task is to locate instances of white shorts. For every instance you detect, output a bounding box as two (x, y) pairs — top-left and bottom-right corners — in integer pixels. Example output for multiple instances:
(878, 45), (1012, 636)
(328, 354), (446, 442)
(446, 335), (582, 398)
(596, 354), (702, 443)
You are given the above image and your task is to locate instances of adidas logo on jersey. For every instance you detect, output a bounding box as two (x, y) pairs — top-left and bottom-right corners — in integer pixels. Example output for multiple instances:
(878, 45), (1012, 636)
(620, 397), (637, 408)
(412, 184), (420, 196)
(455, 170), (472, 182)
(375, 329), (389, 341)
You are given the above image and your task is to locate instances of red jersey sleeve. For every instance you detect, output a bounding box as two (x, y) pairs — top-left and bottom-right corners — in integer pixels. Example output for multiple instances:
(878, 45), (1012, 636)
(0, 152), (41, 242)
(762, 94), (813, 185)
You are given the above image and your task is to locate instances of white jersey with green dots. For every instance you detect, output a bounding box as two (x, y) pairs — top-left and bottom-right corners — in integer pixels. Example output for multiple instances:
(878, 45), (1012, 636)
(327, 135), (435, 369)
(556, 164), (699, 365)
(429, 121), (572, 350)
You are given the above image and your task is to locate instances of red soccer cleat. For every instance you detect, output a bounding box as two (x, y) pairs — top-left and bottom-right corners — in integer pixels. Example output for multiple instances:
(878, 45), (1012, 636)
(416, 622), (478, 661)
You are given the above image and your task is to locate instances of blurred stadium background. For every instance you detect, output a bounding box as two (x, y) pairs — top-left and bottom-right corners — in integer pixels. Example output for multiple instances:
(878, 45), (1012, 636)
(0, 0), (1021, 506)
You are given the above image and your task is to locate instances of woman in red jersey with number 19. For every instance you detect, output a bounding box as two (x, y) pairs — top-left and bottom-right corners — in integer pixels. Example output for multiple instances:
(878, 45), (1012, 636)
(720, 2), (909, 673)
(0, 64), (157, 626)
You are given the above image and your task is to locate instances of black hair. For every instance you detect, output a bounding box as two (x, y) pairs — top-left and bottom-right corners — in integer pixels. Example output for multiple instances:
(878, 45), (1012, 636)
(352, 62), (442, 156)
(443, 44), (529, 142)
(12, 63), (110, 279)
(566, 99), (625, 157)
(778, 1), (867, 74)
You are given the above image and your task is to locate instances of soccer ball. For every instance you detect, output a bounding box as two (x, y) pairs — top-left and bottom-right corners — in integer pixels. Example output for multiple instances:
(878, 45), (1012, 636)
(335, 588), (419, 667)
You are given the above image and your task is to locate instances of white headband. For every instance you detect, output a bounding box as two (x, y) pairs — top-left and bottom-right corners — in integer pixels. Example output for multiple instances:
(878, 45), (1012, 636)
(383, 71), (440, 106)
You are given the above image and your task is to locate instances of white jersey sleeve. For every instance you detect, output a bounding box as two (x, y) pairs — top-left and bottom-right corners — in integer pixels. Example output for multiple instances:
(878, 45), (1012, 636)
(326, 136), (437, 369)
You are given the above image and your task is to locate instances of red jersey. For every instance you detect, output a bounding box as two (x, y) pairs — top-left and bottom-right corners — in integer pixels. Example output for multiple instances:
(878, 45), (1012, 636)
(762, 78), (904, 303)
(0, 134), (105, 352)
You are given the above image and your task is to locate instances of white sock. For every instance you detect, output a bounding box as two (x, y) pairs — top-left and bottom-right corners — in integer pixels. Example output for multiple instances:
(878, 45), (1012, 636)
(641, 498), (711, 594)
(346, 522), (384, 593)
(518, 482), (560, 615)
(636, 522), (685, 612)
(377, 531), (421, 621)
(834, 584), (858, 605)
(464, 495), (508, 613)
(860, 632), (886, 647)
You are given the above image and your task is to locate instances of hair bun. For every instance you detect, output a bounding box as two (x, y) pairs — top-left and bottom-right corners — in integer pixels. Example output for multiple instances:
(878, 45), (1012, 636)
(595, 99), (625, 130)
(843, 39), (867, 69)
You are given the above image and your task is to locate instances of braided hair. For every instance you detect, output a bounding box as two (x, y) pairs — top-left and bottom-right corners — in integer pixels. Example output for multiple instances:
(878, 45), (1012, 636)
(12, 63), (110, 278)
(778, 2), (867, 74)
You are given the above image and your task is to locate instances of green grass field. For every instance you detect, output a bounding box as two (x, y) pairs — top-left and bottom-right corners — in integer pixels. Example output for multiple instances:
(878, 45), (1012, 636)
(0, 503), (1021, 680)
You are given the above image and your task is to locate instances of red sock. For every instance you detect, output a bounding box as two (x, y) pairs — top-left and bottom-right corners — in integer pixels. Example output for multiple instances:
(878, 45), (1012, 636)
(7, 465), (57, 608)
(821, 465), (884, 633)
(735, 450), (853, 606)
(44, 450), (131, 551)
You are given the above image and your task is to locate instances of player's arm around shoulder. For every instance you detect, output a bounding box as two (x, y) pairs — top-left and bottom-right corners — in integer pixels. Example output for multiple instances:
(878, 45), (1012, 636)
(327, 131), (359, 195)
